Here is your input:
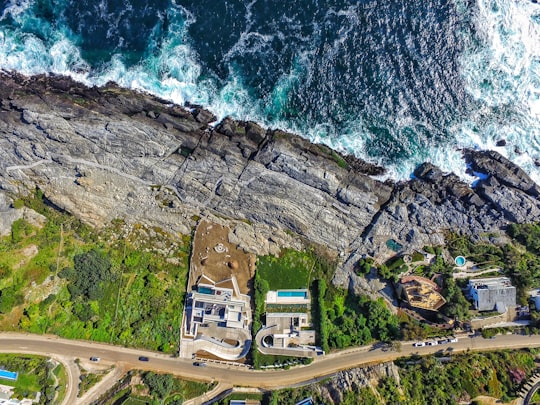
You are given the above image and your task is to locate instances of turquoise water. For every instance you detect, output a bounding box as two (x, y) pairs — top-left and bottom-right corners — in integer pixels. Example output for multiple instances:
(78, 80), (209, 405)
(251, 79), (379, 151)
(1, 0), (539, 182)
(0, 369), (18, 380)
(455, 256), (466, 266)
(277, 290), (307, 298)
(198, 287), (213, 294)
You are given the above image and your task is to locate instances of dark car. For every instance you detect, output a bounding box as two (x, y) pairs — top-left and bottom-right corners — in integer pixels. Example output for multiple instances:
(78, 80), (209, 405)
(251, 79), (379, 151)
(138, 356), (149, 362)
(89, 356), (100, 362)
(193, 362), (207, 367)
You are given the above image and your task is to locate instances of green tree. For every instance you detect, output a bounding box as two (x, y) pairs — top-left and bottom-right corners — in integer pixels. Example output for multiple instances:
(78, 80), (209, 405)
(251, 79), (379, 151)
(0, 286), (23, 313)
(144, 372), (174, 399)
(440, 277), (470, 321)
(60, 249), (114, 300)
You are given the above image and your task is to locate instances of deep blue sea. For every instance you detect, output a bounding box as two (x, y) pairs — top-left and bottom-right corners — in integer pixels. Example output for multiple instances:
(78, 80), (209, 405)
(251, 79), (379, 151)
(1, 0), (539, 182)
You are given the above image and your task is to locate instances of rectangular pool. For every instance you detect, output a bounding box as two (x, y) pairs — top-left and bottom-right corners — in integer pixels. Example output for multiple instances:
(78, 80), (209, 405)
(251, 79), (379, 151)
(277, 290), (307, 298)
(0, 369), (18, 381)
(198, 287), (214, 295)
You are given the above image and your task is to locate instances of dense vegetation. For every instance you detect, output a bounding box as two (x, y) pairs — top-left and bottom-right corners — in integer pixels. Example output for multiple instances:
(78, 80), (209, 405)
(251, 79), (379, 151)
(447, 224), (540, 304)
(321, 286), (399, 349)
(0, 190), (190, 353)
(99, 370), (212, 404)
(0, 353), (66, 404)
(269, 349), (538, 404)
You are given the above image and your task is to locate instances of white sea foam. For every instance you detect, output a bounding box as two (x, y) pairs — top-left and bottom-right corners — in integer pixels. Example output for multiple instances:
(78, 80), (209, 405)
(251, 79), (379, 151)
(1, 0), (539, 185)
(451, 0), (540, 183)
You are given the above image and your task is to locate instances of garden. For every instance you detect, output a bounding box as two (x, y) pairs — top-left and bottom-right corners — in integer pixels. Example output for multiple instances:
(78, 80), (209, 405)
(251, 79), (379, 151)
(0, 353), (66, 404)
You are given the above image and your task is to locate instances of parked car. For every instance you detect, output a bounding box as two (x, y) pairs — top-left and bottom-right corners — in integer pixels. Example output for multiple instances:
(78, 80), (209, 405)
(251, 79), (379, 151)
(89, 357), (100, 362)
(193, 362), (207, 367)
(413, 342), (425, 347)
(448, 337), (458, 343)
(437, 339), (449, 345)
(138, 356), (149, 362)
(426, 341), (438, 346)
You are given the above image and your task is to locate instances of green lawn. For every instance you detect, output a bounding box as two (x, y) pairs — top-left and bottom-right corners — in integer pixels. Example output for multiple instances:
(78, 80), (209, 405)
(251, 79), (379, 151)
(256, 249), (313, 290)
(0, 372), (40, 392)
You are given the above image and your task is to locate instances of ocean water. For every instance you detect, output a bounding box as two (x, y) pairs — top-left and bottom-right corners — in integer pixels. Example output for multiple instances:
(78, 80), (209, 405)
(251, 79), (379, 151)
(1, 0), (539, 183)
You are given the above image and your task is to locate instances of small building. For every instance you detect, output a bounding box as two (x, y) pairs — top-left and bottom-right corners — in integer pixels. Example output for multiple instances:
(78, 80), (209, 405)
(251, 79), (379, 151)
(468, 277), (516, 312)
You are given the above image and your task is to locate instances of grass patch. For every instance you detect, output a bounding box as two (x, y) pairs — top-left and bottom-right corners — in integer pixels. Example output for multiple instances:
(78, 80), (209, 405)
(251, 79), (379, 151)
(53, 362), (68, 404)
(256, 249), (312, 290)
(121, 397), (149, 405)
(266, 303), (309, 313)
(217, 392), (263, 404)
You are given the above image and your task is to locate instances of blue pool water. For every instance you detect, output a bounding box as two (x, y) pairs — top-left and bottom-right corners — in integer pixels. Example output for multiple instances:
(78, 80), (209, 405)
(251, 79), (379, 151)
(198, 287), (214, 295)
(277, 290), (307, 298)
(0, 369), (18, 381)
(455, 256), (466, 266)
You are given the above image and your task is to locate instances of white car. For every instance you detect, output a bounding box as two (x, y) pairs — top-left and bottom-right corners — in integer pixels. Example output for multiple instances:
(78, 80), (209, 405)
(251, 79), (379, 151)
(413, 342), (425, 347)
(426, 341), (438, 346)
(448, 337), (458, 343)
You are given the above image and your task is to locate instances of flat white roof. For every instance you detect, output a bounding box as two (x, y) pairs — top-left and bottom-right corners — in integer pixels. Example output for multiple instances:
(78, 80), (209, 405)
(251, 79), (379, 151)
(469, 277), (513, 290)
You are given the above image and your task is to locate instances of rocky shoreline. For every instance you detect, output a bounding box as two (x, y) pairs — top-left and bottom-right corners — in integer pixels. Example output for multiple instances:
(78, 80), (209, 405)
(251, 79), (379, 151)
(0, 72), (539, 289)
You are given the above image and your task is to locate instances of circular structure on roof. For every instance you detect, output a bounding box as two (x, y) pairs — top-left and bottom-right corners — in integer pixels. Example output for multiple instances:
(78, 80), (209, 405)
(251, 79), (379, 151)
(454, 256), (466, 267)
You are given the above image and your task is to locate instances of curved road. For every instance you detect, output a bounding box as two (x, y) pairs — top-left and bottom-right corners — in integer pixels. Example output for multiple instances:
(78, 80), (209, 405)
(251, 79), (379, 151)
(3, 332), (540, 403)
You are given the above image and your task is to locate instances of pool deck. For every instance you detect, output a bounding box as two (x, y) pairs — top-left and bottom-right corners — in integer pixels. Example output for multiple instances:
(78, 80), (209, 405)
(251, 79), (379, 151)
(266, 289), (310, 305)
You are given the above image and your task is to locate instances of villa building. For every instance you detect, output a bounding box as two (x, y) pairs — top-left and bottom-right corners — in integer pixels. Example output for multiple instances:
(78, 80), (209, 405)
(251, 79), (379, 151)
(255, 289), (322, 358)
(468, 277), (516, 312)
(182, 274), (252, 361)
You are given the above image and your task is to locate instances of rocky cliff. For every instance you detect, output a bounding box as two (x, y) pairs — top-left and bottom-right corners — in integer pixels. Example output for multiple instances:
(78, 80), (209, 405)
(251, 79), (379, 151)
(312, 362), (401, 403)
(1, 72), (539, 288)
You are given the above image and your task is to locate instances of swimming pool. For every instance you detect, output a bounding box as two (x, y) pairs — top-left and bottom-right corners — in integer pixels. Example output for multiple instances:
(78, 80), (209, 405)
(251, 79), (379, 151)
(198, 287), (214, 295)
(454, 256), (466, 267)
(0, 369), (18, 381)
(277, 290), (307, 298)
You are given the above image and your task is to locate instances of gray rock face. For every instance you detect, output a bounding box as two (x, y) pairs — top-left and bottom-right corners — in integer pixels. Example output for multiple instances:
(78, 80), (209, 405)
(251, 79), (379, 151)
(0, 72), (539, 286)
(312, 362), (401, 404)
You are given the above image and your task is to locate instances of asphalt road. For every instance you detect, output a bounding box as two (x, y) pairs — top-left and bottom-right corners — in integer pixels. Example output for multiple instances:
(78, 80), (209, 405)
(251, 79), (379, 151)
(3, 332), (540, 403)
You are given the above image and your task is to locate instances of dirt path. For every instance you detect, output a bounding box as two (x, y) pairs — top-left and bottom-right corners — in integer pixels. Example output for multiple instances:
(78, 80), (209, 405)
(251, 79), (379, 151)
(76, 363), (127, 405)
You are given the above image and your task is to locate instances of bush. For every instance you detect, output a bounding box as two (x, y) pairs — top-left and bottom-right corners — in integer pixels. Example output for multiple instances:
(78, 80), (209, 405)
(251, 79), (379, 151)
(0, 286), (24, 313)
(355, 258), (374, 275)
